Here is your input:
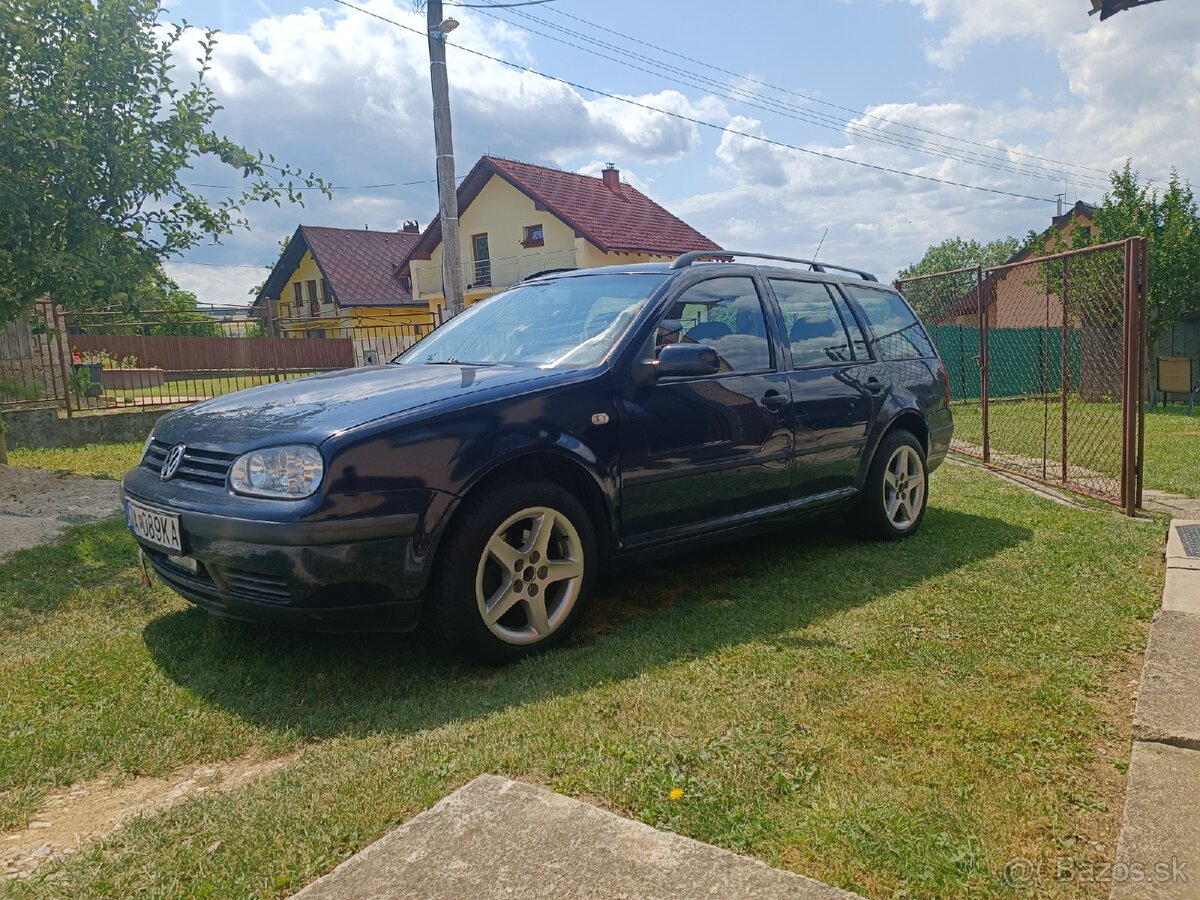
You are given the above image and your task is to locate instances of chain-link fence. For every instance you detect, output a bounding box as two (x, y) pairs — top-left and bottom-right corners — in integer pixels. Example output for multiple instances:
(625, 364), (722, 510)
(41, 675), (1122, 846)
(896, 238), (1147, 513)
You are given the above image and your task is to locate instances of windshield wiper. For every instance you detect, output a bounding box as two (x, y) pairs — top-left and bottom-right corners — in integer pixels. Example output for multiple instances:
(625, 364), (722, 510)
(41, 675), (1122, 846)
(426, 358), (503, 367)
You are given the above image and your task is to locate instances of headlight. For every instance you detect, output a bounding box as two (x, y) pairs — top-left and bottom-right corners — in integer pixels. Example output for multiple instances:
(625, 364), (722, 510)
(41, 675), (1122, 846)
(229, 445), (324, 499)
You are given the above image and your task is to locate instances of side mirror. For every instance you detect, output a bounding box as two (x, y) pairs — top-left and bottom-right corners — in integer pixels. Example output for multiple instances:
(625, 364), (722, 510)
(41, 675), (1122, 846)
(651, 342), (721, 378)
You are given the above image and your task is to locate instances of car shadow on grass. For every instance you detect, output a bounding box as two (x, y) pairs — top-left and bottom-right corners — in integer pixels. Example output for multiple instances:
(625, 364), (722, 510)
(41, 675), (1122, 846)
(142, 505), (1029, 741)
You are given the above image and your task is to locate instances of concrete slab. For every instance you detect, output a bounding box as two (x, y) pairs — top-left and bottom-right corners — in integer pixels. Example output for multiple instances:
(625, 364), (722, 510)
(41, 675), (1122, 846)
(1165, 520), (1200, 562)
(0, 513), (71, 563)
(0, 465), (122, 563)
(1111, 742), (1200, 900)
(1143, 494), (1200, 519)
(1162, 568), (1200, 615)
(1132, 611), (1200, 749)
(291, 776), (862, 900)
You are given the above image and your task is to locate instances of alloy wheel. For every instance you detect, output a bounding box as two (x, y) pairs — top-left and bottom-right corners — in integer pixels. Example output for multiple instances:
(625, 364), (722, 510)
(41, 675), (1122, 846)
(883, 445), (925, 531)
(474, 506), (585, 645)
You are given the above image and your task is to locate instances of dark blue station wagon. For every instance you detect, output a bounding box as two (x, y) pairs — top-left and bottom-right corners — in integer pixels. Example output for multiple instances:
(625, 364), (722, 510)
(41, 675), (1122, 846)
(123, 252), (953, 662)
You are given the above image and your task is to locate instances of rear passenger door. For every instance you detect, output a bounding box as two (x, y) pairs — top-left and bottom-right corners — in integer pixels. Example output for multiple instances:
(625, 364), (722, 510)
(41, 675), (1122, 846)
(770, 278), (878, 498)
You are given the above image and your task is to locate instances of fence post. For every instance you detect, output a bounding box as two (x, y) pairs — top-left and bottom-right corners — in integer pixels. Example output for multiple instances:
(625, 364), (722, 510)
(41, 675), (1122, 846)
(978, 265), (990, 464)
(1136, 236), (1148, 509)
(267, 297), (283, 384)
(1061, 257), (1070, 483)
(1121, 238), (1139, 516)
(52, 302), (74, 420)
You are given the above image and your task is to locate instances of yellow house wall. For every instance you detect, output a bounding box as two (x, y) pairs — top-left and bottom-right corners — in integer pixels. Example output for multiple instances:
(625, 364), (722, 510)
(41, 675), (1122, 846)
(411, 175), (578, 312)
(574, 244), (676, 268)
(410, 175), (686, 311)
(276, 250), (335, 318)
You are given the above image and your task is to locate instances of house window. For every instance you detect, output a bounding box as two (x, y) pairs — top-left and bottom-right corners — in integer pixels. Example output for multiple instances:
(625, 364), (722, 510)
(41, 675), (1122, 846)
(292, 282), (303, 315)
(307, 280), (319, 316)
(523, 224), (544, 248)
(472, 234), (491, 286)
(322, 278), (333, 305)
(308, 329), (326, 339)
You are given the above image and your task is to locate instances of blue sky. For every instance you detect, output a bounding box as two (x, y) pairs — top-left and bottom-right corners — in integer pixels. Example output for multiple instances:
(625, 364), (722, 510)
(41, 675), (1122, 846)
(163, 0), (1200, 304)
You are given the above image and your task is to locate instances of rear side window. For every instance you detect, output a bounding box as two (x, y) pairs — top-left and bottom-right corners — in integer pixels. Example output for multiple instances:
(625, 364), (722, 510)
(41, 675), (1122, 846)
(770, 279), (855, 367)
(844, 285), (936, 360)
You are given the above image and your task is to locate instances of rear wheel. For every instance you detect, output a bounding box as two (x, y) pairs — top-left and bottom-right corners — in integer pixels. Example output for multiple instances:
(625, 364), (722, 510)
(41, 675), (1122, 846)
(431, 479), (597, 663)
(856, 429), (928, 540)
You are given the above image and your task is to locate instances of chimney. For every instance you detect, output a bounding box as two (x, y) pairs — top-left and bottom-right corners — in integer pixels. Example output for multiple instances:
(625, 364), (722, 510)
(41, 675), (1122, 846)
(401, 219), (419, 234)
(601, 162), (620, 193)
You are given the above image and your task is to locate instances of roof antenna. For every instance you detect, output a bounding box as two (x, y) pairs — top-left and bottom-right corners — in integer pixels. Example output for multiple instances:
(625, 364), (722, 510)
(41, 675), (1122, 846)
(812, 227), (829, 261)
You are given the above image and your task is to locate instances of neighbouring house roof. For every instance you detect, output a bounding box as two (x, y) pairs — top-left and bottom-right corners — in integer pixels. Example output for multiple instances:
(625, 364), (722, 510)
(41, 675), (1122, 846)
(932, 201), (1097, 323)
(403, 156), (722, 264)
(255, 225), (423, 311)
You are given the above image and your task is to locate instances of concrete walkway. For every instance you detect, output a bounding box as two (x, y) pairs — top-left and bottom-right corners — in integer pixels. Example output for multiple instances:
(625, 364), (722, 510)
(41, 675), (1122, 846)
(291, 775), (861, 900)
(1111, 519), (1200, 899)
(0, 464), (122, 563)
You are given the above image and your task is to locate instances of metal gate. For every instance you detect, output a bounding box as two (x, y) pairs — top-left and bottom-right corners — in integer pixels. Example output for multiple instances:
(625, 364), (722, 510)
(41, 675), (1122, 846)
(896, 237), (1147, 514)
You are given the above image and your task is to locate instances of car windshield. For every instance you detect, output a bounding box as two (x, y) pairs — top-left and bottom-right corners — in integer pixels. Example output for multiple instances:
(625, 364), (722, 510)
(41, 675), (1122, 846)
(394, 273), (668, 368)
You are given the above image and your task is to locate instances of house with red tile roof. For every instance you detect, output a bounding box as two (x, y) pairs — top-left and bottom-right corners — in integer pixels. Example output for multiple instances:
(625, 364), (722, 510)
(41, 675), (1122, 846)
(401, 156), (722, 309)
(253, 223), (436, 362)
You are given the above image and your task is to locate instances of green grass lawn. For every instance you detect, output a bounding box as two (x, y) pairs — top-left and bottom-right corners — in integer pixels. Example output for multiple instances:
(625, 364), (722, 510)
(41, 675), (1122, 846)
(8, 442), (144, 481)
(949, 397), (1199, 499)
(0, 458), (1166, 898)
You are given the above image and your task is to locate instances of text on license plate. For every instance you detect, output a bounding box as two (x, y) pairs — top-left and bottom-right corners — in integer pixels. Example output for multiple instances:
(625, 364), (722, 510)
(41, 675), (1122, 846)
(126, 501), (182, 552)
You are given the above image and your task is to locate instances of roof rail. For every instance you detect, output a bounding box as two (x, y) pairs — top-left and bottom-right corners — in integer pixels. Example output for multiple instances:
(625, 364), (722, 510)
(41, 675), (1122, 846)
(669, 250), (878, 282)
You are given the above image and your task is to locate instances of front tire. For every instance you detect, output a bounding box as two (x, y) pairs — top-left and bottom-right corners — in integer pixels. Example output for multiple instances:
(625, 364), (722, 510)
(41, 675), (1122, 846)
(431, 479), (597, 663)
(856, 429), (928, 540)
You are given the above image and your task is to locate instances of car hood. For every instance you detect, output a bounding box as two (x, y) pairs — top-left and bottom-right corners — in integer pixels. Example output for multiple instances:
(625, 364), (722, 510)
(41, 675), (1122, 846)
(152, 364), (565, 451)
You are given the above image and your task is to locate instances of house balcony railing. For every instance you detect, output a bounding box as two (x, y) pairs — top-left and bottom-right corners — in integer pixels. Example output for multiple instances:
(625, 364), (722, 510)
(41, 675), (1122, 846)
(413, 247), (577, 299)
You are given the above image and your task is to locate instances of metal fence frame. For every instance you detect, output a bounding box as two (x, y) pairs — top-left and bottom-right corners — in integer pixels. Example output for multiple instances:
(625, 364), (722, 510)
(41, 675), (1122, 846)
(2, 305), (444, 418)
(896, 237), (1147, 514)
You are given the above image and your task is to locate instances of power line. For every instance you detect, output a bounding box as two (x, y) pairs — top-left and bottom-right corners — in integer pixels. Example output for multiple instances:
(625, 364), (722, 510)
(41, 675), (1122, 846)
(445, 0), (557, 6)
(186, 175), (467, 192)
(539, 3), (1115, 183)
(479, 1), (1112, 192)
(326, 0), (1059, 204)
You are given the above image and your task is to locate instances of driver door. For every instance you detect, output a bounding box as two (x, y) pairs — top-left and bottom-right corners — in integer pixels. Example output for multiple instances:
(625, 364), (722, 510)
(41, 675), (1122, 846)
(618, 275), (794, 544)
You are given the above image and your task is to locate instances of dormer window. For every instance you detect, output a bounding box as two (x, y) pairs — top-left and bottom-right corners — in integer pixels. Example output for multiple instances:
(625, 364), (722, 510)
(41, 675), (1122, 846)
(523, 224), (544, 248)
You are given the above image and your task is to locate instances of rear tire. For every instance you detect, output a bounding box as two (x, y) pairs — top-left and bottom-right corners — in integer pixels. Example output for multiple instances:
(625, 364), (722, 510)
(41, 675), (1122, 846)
(856, 429), (928, 540)
(430, 479), (597, 664)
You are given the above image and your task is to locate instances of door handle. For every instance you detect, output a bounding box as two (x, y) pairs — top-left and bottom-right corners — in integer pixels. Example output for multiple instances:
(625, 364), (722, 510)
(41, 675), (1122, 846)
(864, 376), (886, 395)
(761, 390), (788, 410)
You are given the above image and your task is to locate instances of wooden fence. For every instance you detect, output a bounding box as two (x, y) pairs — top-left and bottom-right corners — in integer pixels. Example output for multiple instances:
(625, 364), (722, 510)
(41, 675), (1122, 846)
(68, 332), (355, 373)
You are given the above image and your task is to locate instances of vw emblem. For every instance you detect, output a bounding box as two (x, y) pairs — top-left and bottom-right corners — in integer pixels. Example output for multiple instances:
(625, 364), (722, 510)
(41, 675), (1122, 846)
(160, 444), (186, 481)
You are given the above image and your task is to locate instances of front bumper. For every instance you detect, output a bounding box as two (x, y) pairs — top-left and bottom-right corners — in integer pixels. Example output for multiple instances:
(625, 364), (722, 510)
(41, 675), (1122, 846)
(123, 467), (455, 633)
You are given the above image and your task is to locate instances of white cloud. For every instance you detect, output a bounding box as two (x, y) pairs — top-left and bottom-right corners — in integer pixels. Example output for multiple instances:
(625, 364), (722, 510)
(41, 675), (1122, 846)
(161, 0), (734, 285)
(164, 263), (265, 308)
(164, 0), (1200, 292)
(906, 0), (1079, 68)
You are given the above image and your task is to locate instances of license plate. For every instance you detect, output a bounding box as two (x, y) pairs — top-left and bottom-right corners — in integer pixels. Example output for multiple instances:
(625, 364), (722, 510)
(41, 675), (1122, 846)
(126, 500), (182, 552)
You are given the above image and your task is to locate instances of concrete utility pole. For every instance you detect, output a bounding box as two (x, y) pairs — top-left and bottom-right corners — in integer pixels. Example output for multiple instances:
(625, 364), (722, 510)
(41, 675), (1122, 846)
(427, 0), (465, 317)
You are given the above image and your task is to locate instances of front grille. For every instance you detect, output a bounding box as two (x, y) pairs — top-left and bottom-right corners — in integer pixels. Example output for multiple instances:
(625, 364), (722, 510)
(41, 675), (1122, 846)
(222, 568), (292, 605)
(142, 440), (237, 487)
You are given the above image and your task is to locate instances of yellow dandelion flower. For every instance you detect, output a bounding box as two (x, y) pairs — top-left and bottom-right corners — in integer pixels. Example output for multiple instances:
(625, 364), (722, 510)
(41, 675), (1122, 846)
(669, 788), (685, 801)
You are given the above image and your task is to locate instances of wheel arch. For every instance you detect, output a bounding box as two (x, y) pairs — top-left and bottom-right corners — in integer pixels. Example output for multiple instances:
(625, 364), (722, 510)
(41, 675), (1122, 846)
(440, 447), (615, 564)
(859, 408), (930, 489)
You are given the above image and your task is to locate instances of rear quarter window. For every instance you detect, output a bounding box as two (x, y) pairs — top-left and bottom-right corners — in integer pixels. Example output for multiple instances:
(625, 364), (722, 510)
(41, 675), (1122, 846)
(844, 285), (937, 360)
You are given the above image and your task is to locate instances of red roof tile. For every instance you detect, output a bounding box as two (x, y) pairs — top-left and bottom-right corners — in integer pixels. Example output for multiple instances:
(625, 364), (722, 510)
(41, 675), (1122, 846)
(404, 156), (721, 263)
(299, 226), (422, 306)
